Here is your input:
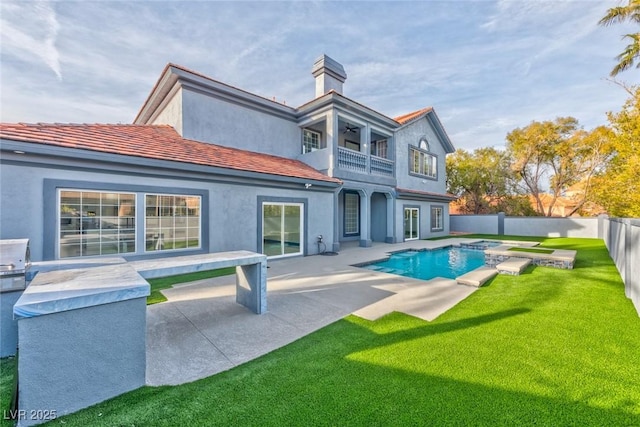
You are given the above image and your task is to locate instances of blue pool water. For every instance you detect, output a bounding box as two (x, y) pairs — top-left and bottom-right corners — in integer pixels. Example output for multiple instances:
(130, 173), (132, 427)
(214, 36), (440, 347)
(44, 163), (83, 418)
(362, 247), (485, 280)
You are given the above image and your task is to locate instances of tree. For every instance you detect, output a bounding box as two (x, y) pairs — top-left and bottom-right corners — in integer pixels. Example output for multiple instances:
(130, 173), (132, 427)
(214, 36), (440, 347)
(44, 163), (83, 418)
(599, 0), (640, 76)
(506, 118), (612, 216)
(446, 147), (521, 214)
(590, 87), (640, 216)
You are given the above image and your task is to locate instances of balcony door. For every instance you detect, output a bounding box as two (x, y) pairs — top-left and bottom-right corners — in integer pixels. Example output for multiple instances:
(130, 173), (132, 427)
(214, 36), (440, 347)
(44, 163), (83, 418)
(404, 207), (419, 241)
(262, 202), (303, 258)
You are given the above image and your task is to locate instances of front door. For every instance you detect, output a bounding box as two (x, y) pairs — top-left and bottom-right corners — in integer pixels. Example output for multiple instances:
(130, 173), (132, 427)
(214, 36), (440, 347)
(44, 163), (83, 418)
(404, 207), (419, 241)
(262, 203), (303, 258)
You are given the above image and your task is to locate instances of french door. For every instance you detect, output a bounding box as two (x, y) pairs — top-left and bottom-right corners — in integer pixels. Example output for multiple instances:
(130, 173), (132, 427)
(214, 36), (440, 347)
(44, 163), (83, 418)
(404, 208), (419, 241)
(262, 202), (303, 258)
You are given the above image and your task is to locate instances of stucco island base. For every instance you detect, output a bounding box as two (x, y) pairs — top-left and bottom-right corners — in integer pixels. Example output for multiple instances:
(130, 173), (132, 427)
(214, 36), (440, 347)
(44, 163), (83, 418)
(14, 263), (149, 427)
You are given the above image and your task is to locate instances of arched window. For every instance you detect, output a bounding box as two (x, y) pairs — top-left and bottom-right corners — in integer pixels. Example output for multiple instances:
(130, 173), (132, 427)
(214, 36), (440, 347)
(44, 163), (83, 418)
(419, 137), (429, 151)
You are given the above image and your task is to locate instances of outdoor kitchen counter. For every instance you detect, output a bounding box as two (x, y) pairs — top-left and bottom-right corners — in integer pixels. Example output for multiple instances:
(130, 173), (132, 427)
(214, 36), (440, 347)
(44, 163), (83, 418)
(130, 250), (268, 314)
(129, 250), (266, 279)
(13, 263), (150, 318)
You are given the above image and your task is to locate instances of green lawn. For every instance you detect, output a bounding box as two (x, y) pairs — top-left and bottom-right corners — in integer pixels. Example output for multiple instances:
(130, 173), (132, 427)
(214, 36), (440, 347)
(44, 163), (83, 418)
(146, 267), (235, 304)
(508, 246), (555, 254)
(2, 237), (639, 426)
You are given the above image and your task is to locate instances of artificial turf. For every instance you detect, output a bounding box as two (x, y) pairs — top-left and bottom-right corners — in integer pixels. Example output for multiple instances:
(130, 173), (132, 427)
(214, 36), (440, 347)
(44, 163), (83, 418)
(2, 237), (639, 426)
(146, 267), (235, 304)
(508, 247), (555, 254)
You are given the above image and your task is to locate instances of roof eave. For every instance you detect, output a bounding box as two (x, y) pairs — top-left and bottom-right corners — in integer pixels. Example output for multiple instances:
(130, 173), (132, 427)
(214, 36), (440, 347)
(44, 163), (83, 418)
(395, 188), (457, 203)
(0, 138), (342, 189)
(296, 92), (399, 129)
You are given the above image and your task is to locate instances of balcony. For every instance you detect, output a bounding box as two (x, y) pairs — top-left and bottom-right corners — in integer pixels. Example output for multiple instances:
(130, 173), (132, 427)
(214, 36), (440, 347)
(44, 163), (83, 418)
(337, 147), (394, 177)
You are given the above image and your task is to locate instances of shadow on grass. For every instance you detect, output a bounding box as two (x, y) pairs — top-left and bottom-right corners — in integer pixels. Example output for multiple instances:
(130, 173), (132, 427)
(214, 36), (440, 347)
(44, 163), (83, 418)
(44, 312), (640, 426)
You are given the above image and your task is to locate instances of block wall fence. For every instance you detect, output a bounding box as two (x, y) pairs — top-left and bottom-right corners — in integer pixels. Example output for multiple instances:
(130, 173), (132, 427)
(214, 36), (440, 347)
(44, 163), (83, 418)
(450, 214), (640, 316)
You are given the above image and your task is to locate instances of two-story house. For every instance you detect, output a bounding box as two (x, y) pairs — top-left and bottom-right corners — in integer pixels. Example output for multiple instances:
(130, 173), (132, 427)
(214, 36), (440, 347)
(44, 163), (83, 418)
(0, 55), (455, 262)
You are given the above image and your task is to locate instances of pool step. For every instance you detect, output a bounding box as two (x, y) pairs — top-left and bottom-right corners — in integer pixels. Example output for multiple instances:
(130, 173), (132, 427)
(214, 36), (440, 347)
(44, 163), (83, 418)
(456, 267), (498, 287)
(496, 257), (531, 275)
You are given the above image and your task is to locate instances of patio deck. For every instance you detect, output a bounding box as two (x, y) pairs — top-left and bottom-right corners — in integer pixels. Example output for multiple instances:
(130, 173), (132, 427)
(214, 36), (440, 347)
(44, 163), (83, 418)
(146, 238), (486, 385)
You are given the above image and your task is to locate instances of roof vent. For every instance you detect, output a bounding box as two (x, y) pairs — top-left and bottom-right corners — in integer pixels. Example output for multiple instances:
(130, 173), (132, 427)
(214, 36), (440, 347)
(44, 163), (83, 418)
(312, 54), (347, 97)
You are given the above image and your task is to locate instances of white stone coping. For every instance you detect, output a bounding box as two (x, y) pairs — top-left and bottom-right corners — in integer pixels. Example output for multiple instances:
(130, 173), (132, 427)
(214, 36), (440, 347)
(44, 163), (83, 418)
(129, 250), (267, 279)
(14, 263), (149, 319)
(15, 251), (267, 319)
(456, 266), (498, 287)
(485, 245), (576, 262)
(496, 257), (532, 273)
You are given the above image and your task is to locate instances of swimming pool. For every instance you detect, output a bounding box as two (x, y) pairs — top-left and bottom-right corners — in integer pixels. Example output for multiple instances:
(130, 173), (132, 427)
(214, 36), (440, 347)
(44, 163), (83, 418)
(361, 246), (486, 280)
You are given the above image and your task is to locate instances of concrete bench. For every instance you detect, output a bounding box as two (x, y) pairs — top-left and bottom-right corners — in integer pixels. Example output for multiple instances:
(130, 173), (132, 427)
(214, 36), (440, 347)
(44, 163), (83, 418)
(496, 257), (531, 275)
(456, 266), (498, 287)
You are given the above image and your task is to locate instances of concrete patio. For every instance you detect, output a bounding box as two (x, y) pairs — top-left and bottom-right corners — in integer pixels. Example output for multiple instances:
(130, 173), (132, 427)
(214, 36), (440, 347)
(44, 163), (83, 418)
(146, 238), (484, 386)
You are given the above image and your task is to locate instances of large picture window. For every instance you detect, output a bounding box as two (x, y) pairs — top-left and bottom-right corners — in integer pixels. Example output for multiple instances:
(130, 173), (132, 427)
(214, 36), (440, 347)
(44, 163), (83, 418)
(59, 190), (136, 258)
(145, 194), (201, 252)
(410, 147), (437, 179)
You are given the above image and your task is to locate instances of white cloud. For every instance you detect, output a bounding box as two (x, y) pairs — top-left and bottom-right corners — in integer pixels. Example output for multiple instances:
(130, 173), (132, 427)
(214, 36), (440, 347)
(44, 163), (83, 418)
(1, 0), (638, 153)
(1, 1), (61, 80)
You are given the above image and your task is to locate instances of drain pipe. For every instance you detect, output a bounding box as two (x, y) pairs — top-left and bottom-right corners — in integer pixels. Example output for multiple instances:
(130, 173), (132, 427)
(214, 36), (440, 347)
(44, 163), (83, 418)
(317, 235), (326, 254)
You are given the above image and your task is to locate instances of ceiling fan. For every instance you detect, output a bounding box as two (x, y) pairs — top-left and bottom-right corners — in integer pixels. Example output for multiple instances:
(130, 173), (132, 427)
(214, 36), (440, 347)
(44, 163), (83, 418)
(343, 123), (359, 134)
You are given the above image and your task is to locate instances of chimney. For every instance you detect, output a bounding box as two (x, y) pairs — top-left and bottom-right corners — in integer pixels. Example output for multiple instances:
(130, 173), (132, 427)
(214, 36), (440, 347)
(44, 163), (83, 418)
(312, 54), (347, 97)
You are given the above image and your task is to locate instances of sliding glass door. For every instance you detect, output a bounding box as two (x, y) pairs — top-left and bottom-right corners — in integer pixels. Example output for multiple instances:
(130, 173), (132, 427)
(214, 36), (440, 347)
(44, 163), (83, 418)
(262, 202), (303, 258)
(404, 207), (419, 241)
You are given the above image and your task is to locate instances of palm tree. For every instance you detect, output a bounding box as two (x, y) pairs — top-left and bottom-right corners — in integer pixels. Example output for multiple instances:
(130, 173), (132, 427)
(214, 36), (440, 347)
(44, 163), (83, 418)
(599, 0), (640, 76)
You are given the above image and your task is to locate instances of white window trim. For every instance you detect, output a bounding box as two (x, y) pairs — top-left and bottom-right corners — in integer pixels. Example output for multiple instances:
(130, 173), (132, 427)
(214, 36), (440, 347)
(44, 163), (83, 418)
(144, 193), (202, 254)
(409, 146), (437, 179)
(431, 206), (444, 231)
(262, 202), (304, 259)
(343, 192), (360, 236)
(57, 189), (137, 259)
(302, 129), (321, 154)
(404, 207), (420, 241)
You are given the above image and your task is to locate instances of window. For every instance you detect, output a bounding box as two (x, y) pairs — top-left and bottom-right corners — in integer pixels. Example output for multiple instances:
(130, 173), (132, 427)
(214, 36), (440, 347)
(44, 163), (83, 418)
(404, 207), (419, 240)
(145, 194), (201, 252)
(59, 190), (136, 258)
(344, 192), (360, 235)
(431, 206), (443, 231)
(410, 147), (437, 178)
(344, 139), (360, 152)
(302, 129), (321, 154)
(371, 139), (388, 159)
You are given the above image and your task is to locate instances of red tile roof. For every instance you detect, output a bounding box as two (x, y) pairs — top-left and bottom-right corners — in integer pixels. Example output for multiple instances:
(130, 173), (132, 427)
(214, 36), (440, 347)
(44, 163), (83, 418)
(0, 123), (341, 185)
(394, 107), (433, 125)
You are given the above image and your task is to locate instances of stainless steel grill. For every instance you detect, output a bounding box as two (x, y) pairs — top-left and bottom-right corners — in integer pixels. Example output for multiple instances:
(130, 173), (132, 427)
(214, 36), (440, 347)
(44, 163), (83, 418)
(0, 239), (30, 293)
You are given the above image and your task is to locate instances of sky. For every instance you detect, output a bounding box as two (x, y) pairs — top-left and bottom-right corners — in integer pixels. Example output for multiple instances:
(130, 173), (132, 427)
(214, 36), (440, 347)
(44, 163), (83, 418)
(1, 0), (638, 151)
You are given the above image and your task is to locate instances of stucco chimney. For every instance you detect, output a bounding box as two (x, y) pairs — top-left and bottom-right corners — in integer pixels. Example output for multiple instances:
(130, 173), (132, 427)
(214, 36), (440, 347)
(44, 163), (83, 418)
(312, 54), (347, 97)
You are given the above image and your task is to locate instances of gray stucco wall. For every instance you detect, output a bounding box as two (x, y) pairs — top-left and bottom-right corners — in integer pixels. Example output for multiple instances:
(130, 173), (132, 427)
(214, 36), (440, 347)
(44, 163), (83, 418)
(394, 200), (450, 241)
(0, 157), (335, 261)
(451, 215), (500, 235)
(181, 90), (301, 158)
(450, 215), (600, 238)
(0, 289), (22, 357)
(394, 118), (448, 194)
(504, 217), (599, 237)
(17, 297), (146, 426)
